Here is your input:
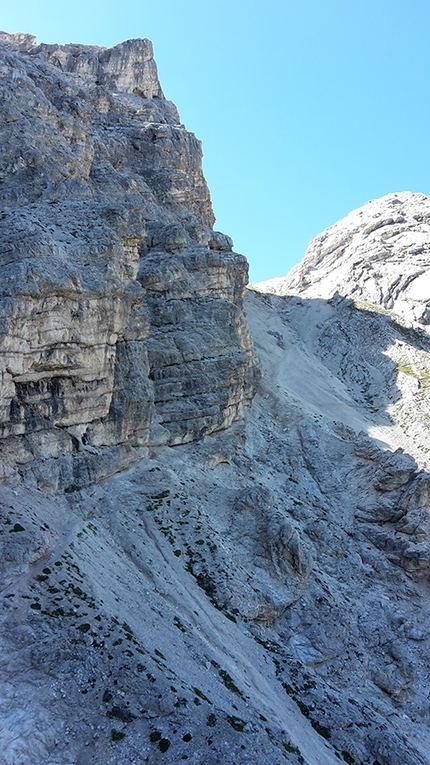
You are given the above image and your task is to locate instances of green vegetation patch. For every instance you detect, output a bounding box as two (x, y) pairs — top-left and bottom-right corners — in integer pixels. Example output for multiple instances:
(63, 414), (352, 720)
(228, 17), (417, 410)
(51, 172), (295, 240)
(77, 623), (91, 633)
(193, 687), (212, 704)
(173, 616), (186, 633)
(284, 741), (304, 764)
(151, 490), (170, 500)
(9, 523), (25, 533)
(218, 669), (245, 699)
(397, 360), (430, 388)
(311, 719), (331, 739)
(342, 752), (356, 765)
(397, 361), (416, 376)
(227, 715), (246, 732)
(351, 300), (391, 316)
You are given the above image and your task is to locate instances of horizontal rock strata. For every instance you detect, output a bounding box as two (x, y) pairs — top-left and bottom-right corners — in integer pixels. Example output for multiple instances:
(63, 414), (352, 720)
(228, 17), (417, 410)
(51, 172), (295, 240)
(0, 32), (259, 490)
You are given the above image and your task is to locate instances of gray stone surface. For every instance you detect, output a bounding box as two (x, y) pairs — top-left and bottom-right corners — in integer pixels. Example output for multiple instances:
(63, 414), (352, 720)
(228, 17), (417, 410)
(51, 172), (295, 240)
(3, 29), (430, 765)
(255, 191), (430, 327)
(0, 31), (258, 489)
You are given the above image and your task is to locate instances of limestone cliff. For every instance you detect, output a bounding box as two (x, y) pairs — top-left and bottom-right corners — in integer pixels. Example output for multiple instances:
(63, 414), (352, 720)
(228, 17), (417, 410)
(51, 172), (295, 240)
(4, 30), (430, 765)
(0, 32), (258, 491)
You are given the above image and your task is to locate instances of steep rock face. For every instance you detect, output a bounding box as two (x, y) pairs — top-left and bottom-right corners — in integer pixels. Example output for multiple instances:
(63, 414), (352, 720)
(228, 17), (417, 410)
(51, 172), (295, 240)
(30, 38), (164, 99)
(3, 173), (430, 763)
(244, 194), (430, 764)
(256, 191), (430, 327)
(5, 31), (430, 765)
(0, 32), (258, 489)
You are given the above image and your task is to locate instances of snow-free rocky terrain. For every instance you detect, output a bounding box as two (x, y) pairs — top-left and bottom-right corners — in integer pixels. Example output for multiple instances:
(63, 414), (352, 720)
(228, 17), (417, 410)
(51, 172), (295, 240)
(2, 32), (430, 765)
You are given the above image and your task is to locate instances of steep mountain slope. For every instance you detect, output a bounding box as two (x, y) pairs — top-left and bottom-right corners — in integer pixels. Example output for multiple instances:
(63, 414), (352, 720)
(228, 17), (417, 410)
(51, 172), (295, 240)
(255, 191), (430, 328)
(255, 192), (430, 468)
(0, 31), (258, 490)
(2, 32), (430, 765)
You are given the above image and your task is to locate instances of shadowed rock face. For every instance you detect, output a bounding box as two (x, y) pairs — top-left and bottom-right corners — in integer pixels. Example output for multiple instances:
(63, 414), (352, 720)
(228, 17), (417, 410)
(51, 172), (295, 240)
(0, 32), (259, 490)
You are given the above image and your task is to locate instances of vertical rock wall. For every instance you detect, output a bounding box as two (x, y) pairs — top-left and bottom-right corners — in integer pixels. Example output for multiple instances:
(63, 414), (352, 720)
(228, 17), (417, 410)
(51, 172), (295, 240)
(0, 33), (259, 490)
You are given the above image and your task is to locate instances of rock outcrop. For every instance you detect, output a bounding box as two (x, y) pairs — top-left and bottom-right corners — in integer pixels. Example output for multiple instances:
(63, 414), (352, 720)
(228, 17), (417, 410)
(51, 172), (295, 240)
(4, 29), (430, 765)
(0, 32), (258, 490)
(255, 191), (430, 327)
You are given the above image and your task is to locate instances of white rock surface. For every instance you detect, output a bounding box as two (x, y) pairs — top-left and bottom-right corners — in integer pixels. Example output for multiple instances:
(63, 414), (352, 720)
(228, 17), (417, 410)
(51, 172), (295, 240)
(255, 191), (430, 327)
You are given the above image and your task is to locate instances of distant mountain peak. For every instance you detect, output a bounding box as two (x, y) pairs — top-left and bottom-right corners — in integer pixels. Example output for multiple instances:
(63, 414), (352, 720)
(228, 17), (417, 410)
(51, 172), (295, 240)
(254, 191), (430, 328)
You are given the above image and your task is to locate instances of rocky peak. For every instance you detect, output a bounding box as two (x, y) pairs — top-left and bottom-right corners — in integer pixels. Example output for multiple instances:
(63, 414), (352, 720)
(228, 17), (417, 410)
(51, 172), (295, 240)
(0, 33), (259, 490)
(0, 32), (163, 98)
(4, 30), (430, 765)
(255, 191), (430, 327)
(0, 30), (37, 51)
(30, 37), (164, 99)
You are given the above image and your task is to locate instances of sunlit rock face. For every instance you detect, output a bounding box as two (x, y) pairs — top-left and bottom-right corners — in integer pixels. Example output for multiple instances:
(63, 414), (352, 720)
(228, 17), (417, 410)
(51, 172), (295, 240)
(30, 38), (164, 98)
(0, 32), (259, 490)
(255, 191), (430, 327)
(5, 30), (430, 765)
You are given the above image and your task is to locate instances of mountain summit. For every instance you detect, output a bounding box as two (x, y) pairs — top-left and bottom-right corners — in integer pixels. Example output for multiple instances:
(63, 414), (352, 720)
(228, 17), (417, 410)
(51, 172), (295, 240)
(255, 191), (430, 328)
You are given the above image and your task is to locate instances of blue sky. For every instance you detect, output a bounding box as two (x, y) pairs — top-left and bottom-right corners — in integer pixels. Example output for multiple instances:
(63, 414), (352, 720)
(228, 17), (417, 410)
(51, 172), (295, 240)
(3, 1), (430, 282)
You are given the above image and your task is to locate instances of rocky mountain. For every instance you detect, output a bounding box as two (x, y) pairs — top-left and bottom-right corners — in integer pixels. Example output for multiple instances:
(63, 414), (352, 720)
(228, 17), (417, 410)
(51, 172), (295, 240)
(255, 191), (430, 328)
(0, 30), (258, 491)
(2, 31), (430, 765)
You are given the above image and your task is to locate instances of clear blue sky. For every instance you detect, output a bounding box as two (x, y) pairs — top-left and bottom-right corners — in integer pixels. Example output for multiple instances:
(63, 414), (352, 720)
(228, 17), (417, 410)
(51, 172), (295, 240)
(3, 1), (430, 282)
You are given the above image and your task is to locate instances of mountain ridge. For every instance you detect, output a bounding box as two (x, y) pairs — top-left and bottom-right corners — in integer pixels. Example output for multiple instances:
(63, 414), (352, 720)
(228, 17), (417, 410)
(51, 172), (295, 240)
(254, 191), (430, 328)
